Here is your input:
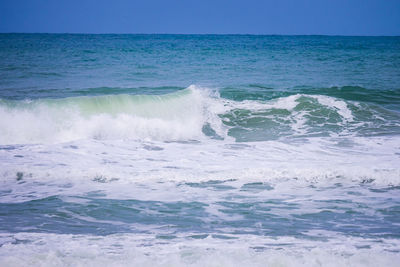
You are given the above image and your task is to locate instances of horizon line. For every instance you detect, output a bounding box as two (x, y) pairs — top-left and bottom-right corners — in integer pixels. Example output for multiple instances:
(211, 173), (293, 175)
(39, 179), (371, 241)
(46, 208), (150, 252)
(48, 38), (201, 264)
(1, 32), (399, 37)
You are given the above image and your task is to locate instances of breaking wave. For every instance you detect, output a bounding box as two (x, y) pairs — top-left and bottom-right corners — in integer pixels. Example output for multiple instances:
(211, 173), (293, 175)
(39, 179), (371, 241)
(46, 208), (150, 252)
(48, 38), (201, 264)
(0, 85), (399, 144)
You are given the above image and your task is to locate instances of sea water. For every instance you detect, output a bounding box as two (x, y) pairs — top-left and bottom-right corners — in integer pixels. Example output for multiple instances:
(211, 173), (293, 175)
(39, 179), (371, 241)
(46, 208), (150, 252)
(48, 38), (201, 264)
(0, 34), (399, 266)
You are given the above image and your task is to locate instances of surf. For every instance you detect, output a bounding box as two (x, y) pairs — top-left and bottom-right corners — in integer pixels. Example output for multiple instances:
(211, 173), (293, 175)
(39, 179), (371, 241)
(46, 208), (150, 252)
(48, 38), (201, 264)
(1, 85), (399, 145)
(0, 85), (228, 144)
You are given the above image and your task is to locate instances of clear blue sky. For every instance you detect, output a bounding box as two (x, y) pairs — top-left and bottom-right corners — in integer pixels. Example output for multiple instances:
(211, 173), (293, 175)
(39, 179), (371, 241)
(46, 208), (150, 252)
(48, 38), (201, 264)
(0, 0), (399, 35)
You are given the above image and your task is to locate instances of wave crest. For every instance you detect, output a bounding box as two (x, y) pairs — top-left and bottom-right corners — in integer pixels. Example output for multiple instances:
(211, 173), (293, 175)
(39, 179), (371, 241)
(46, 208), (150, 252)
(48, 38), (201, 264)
(1, 85), (398, 144)
(0, 85), (227, 144)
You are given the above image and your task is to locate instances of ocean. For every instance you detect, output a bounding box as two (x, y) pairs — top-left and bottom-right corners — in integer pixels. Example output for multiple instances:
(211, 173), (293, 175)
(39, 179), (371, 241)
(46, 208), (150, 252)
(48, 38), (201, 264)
(0, 34), (399, 266)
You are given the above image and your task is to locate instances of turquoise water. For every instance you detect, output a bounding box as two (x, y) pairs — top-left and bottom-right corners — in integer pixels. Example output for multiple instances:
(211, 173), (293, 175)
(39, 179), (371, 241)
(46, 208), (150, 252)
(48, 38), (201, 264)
(0, 34), (400, 266)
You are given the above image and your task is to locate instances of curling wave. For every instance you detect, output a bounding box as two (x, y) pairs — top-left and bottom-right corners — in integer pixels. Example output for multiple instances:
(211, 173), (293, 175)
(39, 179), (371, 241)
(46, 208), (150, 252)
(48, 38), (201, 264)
(0, 85), (399, 144)
(0, 85), (227, 144)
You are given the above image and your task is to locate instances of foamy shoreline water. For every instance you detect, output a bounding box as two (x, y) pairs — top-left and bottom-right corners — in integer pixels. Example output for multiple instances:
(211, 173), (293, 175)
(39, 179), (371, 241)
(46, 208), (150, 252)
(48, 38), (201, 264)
(1, 232), (400, 267)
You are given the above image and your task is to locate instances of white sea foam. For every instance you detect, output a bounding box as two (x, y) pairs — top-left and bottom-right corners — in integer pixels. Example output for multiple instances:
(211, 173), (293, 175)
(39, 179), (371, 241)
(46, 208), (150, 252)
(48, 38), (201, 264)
(0, 232), (399, 267)
(1, 134), (399, 204)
